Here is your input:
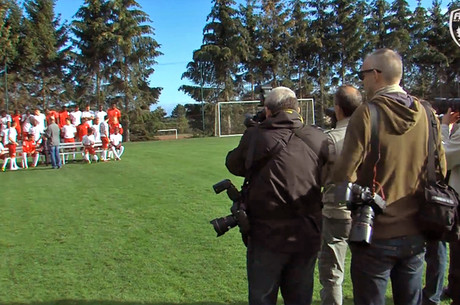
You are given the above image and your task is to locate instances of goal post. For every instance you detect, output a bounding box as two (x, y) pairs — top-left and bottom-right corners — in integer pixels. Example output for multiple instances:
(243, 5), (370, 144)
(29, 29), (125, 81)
(216, 98), (315, 137)
(157, 128), (178, 139)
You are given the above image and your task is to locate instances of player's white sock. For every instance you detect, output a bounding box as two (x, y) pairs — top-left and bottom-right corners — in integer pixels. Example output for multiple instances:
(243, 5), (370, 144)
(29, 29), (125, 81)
(102, 150), (107, 160)
(33, 154), (40, 167)
(22, 153), (28, 168)
(93, 154), (98, 162)
(118, 146), (124, 158)
(85, 153), (91, 163)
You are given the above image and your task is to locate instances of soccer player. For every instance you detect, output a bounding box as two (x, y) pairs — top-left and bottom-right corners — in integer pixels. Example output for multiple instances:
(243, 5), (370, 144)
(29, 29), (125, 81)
(82, 127), (98, 163)
(22, 134), (40, 168)
(107, 103), (121, 125)
(0, 140), (8, 171)
(109, 127), (124, 160)
(109, 117), (123, 135)
(0, 110), (12, 132)
(11, 110), (21, 140)
(61, 118), (77, 161)
(76, 118), (89, 142)
(99, 118), (110, 162)
(32, 109), (46, 135)
(70, 105), (82, 127)
(58, 106), (70, 128)
(81, 104), (94, 126)
(45, 109), (59, 126)
(95, 105), (107, 123)
(7, 120), (19, 170)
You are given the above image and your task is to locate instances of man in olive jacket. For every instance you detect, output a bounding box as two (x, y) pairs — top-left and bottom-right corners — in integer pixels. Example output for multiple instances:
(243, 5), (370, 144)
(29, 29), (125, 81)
(333, 49), (447, 305)
(226, 86), (329, 305)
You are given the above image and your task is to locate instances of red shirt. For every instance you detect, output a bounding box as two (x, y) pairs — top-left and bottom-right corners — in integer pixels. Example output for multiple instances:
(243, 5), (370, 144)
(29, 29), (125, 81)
(76, 122), (89, 142)
(107, 108), (121, 124)
(12, 114), (21, 133)
(58, 111), (69, 128)
(46, 111), (59, 125)
(22, 139), (36, 154)
(109, 122), (123, 135)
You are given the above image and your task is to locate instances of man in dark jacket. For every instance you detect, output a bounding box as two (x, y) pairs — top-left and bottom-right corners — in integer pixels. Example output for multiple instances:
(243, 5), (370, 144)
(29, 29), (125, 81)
(226, 86), (329, 305)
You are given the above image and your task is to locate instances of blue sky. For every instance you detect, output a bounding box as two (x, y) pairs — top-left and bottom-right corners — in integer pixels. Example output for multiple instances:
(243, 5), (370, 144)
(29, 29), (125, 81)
(54, 0), (435, 115)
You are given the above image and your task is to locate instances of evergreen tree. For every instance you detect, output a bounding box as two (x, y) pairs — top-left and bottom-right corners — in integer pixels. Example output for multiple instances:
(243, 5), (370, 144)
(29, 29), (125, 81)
(0, 0), (21, 110)
(257, 0), (290, 86)
(109, 0), (162, 141)
(367, 0), (391, 49)
(72, 0), (113, 107)
(193, 0), (247, 102)
(21, 0), (70, 109)
(331, 0), (367, 84)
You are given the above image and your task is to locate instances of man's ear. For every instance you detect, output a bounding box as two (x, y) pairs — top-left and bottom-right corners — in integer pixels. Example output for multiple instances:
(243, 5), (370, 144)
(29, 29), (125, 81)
(265, 107), (272, 118)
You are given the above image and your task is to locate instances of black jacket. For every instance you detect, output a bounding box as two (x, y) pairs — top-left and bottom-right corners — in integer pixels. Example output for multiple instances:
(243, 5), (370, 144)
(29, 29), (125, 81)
(226, 109), (329, 253)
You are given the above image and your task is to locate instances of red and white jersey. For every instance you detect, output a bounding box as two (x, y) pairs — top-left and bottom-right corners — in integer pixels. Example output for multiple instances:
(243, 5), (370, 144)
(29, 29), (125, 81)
(99, 121), (109, 138)
(62, 124), (77, 139)
(82, 134), (95, 147)
(8, 127), (17, 144)
(110, 133), (123, 146)
(33, 113), (46, 134)
(22, 140), (37, 154)
(70, 110), (82, 126)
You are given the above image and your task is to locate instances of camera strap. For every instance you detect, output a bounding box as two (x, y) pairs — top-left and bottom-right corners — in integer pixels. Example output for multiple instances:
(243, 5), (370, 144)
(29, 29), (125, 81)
(367, 102), (383, 196)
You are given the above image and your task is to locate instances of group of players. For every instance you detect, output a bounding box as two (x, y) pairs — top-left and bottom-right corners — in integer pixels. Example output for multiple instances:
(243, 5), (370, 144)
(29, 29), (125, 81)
(0, 103), (125, 171)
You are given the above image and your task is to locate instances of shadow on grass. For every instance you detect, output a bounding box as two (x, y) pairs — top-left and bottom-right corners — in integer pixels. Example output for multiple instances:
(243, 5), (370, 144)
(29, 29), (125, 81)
(3, 298), (398, 305)
(1, 300), (248, 305)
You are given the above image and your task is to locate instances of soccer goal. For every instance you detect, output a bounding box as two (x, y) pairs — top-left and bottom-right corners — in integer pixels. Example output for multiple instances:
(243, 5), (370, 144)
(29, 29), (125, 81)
(216, 98), (315, 137)
(157, 128), (178, 139)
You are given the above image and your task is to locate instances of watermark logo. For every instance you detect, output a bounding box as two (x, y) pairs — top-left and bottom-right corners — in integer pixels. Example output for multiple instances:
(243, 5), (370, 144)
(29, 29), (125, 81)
(450, 8), (460, 47)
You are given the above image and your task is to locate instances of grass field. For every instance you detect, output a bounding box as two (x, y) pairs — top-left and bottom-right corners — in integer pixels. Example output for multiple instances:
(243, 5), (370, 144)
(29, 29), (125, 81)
(0, 137), (450, 305)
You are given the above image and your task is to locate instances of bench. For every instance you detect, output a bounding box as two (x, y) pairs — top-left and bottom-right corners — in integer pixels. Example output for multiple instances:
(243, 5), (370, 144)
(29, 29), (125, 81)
(59, 141), (104, 164)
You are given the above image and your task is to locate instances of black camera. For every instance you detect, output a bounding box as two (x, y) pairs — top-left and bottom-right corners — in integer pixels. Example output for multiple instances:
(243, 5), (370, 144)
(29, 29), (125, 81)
(243, 86), (273, 128)
(210, 179), (250, 237)
(430, 98), (460, 114)
(335, 182), (387, 245)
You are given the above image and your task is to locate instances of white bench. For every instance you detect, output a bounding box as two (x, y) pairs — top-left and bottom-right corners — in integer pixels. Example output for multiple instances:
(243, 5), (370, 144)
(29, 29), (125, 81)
(59, 141), (104, 164)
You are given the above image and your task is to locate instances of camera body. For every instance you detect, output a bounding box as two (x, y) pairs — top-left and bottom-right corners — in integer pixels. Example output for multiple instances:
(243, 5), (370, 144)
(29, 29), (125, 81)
(210, 179), (250, 237)
(430, 97), (460, 114)
(335, 182), (387, 244)
(243, 86), (273, 128)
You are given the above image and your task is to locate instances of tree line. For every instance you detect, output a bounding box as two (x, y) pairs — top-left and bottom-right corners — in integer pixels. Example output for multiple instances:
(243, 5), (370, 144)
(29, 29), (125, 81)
(180, 0), (460, 131)
(1, 0), (460, 139)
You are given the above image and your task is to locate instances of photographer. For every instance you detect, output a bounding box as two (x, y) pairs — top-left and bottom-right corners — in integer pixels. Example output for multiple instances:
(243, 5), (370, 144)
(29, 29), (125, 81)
(333, 49), (447, 305)
(226, 87), (329, 305)
(439, 108), (460, 305)
(319, 85), (362, 305)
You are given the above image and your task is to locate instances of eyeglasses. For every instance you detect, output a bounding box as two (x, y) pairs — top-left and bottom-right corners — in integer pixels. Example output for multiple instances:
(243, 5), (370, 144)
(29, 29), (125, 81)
(357, 69), (382, 80)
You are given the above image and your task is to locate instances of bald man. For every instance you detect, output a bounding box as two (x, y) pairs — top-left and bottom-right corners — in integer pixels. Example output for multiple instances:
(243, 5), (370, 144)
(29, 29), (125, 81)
(333, 49), (446, 305)
(46, 116), (61, 169)
(319, 85), (362, 305)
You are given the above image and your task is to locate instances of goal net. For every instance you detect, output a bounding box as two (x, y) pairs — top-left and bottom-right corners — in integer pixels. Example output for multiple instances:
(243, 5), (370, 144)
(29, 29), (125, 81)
(216, 98), (315, 137)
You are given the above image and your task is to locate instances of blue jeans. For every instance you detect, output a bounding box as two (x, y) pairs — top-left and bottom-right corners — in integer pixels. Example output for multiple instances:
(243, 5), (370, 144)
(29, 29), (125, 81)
(50, 145), (61, 168)
(247, 239), (317, 305)
(350, 235), (426, 305)
(423, 240), (447, 305)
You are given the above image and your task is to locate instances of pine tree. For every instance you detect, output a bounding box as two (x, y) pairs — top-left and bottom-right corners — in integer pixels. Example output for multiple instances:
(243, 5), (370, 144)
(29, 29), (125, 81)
(72, 0), (113, 108)
(21, 0), (70, 109)
(109, 0), (162, 141)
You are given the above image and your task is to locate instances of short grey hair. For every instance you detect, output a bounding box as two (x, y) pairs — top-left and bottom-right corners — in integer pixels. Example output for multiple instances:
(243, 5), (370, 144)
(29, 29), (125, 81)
(264, 86), (298, 114)
(367, 48), (403, 84)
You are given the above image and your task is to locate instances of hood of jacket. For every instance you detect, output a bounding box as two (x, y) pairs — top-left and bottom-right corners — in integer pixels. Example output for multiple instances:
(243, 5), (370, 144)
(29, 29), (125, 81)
(259, 109), (304, 130)
(372, 92), (423, 135)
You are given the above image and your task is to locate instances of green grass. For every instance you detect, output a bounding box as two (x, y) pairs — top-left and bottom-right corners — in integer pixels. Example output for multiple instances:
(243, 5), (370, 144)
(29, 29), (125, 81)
(0, 137), (450, 305)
